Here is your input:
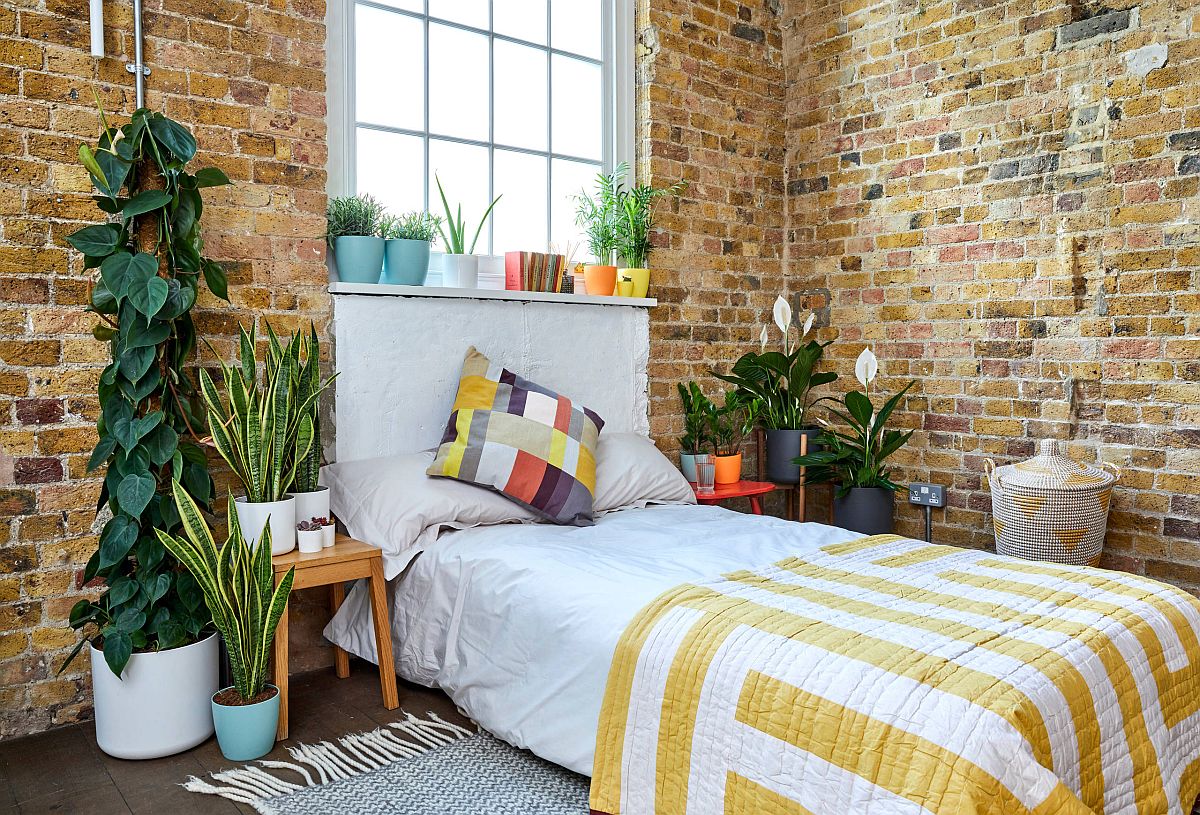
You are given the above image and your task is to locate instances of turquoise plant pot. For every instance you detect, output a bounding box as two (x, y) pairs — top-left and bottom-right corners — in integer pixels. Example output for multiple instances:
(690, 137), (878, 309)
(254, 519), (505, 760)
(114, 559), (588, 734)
(679, 452), (698, 483)
(382, 238), (431, 285)
(334, 236), (384, 284)
(211, 684), (280, 761)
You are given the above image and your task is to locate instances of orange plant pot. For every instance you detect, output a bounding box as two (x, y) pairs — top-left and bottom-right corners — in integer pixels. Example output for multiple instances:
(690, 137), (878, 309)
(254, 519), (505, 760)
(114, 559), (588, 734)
(714, 453), (742, 485)
(584, 265), (618, 296)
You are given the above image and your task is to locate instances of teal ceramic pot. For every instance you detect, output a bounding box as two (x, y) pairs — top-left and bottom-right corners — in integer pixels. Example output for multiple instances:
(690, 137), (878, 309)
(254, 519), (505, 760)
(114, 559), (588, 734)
(211, 684), (280, 761)
(334, 236), (384, 284)
(382, 238), (431, 285)
(679, 452), (698, 483)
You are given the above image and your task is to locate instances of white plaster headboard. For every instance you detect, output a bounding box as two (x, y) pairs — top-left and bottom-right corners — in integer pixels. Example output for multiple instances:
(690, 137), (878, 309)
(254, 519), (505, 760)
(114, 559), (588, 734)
(330, 286), (653, 462)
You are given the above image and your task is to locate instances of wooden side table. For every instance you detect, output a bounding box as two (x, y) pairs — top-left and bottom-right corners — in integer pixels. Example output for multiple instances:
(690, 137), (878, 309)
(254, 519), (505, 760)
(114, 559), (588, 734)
(272, 535), (399, 741)
(693, 480), (776, 514)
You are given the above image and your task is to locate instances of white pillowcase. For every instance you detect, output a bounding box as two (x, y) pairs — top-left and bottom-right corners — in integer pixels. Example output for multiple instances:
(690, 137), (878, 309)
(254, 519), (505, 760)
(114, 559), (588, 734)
(593, 432), (696, 514)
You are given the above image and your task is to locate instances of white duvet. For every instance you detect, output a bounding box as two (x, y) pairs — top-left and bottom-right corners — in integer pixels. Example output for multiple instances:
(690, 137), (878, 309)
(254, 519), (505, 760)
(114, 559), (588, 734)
(324, 504), (860, 775)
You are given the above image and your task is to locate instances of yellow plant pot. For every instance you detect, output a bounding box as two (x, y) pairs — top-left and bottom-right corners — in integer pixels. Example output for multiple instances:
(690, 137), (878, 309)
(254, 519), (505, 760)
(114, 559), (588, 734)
(619, 267), (650, 298)
(714, 453), (742, 485)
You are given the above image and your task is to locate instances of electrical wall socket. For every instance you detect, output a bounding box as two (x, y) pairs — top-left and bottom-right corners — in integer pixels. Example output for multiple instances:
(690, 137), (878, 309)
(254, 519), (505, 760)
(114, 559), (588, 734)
(908, 482), (945, 507)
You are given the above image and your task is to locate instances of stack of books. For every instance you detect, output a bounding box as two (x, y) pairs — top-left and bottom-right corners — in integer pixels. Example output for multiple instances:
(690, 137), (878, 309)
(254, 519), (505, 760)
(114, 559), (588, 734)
(504, 252), (568, 293)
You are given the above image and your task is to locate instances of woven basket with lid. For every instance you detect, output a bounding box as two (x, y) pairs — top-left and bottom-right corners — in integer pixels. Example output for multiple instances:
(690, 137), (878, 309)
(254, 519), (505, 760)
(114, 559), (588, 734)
(985, 439), (1121, 566)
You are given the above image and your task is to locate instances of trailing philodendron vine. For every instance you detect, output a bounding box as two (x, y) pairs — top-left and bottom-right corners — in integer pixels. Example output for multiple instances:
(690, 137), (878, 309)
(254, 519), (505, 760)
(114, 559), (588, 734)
(62, 105), (231, 677)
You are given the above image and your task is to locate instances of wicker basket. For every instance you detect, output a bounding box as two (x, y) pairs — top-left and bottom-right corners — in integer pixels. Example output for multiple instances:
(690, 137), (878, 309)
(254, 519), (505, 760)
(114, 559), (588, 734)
(985, 439), (1121, 566)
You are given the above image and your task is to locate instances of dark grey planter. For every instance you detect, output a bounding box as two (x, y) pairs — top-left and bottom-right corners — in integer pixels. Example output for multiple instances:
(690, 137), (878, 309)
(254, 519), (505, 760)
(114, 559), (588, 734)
(833, 487), (895, 535)
(767, 427), (822, 484)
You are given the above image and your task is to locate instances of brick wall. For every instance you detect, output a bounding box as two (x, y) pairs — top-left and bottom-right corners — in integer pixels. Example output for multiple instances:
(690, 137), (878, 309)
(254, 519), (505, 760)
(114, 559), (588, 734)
(0, 0), (329, 737)
(782, 0), (1200, 591)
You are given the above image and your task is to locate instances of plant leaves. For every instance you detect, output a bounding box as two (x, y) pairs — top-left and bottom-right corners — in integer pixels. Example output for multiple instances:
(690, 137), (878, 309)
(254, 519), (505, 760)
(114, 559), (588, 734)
(120, 189), (172, 218)
(118, 344), (156, 381)
(98, 515), (139, 569)
(202, 260), (229, 301)
(143, 424), (178, 466)
(148, 114), (198, 162)
(100, 251), (157, 301)
(194, 167), (230, 188)
(67, 224), (120, 257)
(115, 472), (156, 517)
(127, 276), (169, 318)
(102, 630), (132, 677)
(106, 577), (138, 607)
(87, 434), (118, 471)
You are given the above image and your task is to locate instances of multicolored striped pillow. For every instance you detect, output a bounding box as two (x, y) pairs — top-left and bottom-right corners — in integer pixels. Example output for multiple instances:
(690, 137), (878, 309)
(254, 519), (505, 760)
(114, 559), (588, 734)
(427, 347), (605, 525)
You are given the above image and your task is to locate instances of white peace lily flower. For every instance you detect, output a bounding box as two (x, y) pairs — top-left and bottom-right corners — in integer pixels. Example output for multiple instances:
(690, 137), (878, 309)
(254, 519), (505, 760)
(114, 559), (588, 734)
(759, 324), (769, 352)
(772, 295), (792, 335)
(855, 347), (879, 389)
(801, 312), (815, 338)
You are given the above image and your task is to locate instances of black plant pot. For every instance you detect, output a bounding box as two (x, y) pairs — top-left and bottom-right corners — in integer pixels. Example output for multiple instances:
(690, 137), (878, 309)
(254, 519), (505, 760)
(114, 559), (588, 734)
(833, 487), (895, 535)
(766, 427), (822, 484)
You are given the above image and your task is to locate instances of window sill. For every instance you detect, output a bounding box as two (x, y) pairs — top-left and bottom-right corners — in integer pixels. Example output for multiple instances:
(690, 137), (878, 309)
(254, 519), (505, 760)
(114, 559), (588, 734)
(328, 282), (657, 308)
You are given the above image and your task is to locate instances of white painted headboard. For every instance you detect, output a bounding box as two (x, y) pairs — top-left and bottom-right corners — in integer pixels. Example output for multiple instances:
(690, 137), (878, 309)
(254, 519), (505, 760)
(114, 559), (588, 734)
(330, 285), (653, 462)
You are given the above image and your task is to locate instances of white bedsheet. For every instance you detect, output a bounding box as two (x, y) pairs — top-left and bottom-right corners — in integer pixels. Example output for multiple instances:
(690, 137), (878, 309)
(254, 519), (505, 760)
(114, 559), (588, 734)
(323, 504), (861, 775)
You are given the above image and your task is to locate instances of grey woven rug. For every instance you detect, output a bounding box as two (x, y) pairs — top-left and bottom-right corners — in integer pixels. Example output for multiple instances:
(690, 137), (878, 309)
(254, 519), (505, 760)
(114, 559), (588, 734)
(184, 713), (589, 814)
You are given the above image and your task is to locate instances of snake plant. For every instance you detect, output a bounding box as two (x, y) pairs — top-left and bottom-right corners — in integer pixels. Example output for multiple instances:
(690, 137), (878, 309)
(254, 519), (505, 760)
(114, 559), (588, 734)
(284, 324), (333, 494)
(154, 482), (294, 701)
(200, 323), (331, 503)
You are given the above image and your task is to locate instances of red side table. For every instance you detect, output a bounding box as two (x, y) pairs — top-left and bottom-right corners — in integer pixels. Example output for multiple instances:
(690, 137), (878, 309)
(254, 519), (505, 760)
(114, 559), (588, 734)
(693, 480), (776, 514)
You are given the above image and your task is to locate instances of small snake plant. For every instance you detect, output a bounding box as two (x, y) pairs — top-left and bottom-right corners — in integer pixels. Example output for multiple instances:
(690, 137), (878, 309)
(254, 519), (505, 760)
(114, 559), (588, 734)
(155, 482), (294, 701)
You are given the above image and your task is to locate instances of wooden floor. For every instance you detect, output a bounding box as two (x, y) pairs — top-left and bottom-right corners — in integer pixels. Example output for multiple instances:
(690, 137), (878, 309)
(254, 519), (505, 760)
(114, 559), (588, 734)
(0, 661), (466, 814)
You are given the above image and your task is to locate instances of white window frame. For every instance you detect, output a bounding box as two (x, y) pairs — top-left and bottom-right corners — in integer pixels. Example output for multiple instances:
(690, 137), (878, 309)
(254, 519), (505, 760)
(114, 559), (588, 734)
(326, 0), (635, 254)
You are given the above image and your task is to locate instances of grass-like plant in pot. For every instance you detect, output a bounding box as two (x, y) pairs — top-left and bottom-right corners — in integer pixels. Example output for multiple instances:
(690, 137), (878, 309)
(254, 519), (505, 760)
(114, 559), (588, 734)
(380, 211), (442, 286)
(199, 323), (332, 556)
(707, 390), (760, 485)
(327, 194), (386, 284)
(792, 348), (916, 535)
(62, 103), (229, 760)
(677, 381), (713, 482)
(155, 481), (294, 762)
(614, 173), (685, 299)
(435, 174), (501, 288)
(714, 295), (838, 484)
(574, 163), (625, 295)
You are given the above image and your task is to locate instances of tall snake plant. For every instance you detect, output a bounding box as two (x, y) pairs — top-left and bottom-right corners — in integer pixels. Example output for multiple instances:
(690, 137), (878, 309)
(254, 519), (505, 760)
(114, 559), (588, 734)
(285, 324), (329, 494)
(154, 481), (294, 701)
(200, 323), (331, 503)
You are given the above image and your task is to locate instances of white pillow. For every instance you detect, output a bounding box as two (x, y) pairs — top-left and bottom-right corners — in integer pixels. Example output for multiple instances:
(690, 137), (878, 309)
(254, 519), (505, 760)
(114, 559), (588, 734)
(321, 451), (539, 579)
(593, 432), (696, 514)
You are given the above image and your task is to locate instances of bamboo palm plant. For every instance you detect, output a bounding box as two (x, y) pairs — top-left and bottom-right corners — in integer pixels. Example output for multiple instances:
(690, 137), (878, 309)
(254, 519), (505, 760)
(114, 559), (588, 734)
(154, 481), (294, 702)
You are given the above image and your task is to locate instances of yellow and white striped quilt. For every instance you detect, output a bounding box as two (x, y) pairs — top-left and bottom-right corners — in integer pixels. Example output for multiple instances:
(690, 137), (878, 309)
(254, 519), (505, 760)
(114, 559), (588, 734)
(590, 534), (1200, 815)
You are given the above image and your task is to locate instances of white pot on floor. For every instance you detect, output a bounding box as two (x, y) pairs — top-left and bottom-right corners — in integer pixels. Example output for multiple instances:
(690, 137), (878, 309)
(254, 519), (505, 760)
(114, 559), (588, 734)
(91, 633), (219, 759)
(234, 495), (296, 555)
(442, 254), (479, 288)
(289, 485), (330, 527)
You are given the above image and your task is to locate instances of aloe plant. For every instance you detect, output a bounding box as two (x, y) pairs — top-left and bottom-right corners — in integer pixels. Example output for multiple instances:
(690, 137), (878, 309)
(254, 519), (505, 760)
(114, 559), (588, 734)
(199, 323), (332, 503)
(154, 481), (294, 701)
(434, 175), (501, 255)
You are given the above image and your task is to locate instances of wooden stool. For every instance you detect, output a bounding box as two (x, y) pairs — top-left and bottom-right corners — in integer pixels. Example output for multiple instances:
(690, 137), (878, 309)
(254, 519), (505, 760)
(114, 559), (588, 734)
(272, 536), (399, 741)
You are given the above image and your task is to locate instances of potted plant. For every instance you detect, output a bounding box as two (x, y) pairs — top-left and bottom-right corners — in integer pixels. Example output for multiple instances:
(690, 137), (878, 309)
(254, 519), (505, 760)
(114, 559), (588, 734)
(714, 295), (838, 484)
(155, 483), (294, 762)
(381, 210), (441, 285)
(615, 173), (685, 298)
(574, 163), (624, 295)
(793, 348), (916, 534)
(61, 104), (226, 759)
(284, 324), (335, 526)
(199, 323), (332, 555)
(707, 390), (759, 485)
(296, 519), (324, 553)
(677, 381), (712, 482)
(435, 174), (501, 288)
(327, 194), (386, 284)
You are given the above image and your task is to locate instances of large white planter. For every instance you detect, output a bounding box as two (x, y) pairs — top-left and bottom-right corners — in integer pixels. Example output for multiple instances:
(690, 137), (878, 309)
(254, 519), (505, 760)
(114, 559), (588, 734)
(442, 254), (479, 288)
(235, 495), (296, 555)
(90, 633), (218, 759)
(289, 486), (330, 526)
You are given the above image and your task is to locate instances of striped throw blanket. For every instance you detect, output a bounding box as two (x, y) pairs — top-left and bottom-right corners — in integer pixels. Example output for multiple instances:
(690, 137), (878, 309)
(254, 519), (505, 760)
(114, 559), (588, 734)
(590, 535), (1200, 815)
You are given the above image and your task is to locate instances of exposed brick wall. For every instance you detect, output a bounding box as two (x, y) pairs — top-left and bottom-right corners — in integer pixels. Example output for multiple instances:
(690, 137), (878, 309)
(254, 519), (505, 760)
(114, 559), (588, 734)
(782, 0), (1200, 592)
(0, 0), (329, 738)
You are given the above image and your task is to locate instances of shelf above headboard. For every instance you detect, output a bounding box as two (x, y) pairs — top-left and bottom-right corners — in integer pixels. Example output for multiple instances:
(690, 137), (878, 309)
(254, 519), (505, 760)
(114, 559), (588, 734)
(329, 282), (657, 308)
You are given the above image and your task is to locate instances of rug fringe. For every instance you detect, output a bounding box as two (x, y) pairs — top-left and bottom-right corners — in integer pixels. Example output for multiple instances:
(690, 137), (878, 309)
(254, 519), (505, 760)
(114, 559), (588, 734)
(181, 711), (474, 810)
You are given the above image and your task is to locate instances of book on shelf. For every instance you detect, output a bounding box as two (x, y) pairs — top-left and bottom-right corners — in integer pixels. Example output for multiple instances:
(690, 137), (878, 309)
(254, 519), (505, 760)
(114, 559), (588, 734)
(504, 251), (568, 293)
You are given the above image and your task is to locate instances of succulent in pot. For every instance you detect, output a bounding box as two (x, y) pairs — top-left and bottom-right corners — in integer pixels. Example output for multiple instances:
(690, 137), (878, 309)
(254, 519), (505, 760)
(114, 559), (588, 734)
(614, 171), (685, 299)
(327, 194), (386, 284)
(380, 210), (442, 286)
(155, 482), (294, 762)
(435, 174), (501, 288)
(676, 381), (713, 482)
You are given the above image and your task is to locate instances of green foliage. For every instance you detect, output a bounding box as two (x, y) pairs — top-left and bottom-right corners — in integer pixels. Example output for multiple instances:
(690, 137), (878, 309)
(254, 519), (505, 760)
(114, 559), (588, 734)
(200, 323), (333, 504)
(574, 163), (626, 264)
(434, 175), (501, 255)
(707, 390), (760, 457)
(283, 324), (333, 494)
(714, 341), (838, 431)
(326, 195), (386, 243)
(380, 211), (442, 242)
(155, 482), (294, 701)
(792, 382), (916, 496)
(615, 177), (685, 269)
(62, 106), (229, 678)
(677, 382), (713, 454)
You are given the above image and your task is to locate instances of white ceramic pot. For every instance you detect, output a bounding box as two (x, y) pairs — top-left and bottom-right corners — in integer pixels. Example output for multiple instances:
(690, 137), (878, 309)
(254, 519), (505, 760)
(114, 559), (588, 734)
(297, 528), (324, 554)
(321, 523), (336, 548)
(289, 486), (330, 527)
(234, 495), (296, 555)
(90, 633), (218, 759)
(443, 254), (479, 288)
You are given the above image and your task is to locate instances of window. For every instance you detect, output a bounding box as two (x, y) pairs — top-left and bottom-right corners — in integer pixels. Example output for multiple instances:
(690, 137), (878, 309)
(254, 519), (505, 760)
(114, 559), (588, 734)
(329, 0), (634, 258)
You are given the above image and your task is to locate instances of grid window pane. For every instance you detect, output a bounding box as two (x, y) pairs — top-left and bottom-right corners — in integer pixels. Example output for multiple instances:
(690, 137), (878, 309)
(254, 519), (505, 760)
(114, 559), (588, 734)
(494, 41), (547, 152)
(428, 0), (488, 29)
(495, 0), (546, 44)
(493, 150), (549, 255)
(429, 25), (490, 141)
(551, 55), (602, 161)
(551, 0), (601, 59)
(355, 6), (423, 131)
(429, 140), (491, 253)
(356, 128), (425, 216)
(551, 158), (602, 261)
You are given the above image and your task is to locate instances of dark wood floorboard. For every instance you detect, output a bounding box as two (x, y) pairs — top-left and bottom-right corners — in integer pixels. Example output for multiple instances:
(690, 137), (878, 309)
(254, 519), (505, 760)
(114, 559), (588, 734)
(0, 660), (467, 815)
